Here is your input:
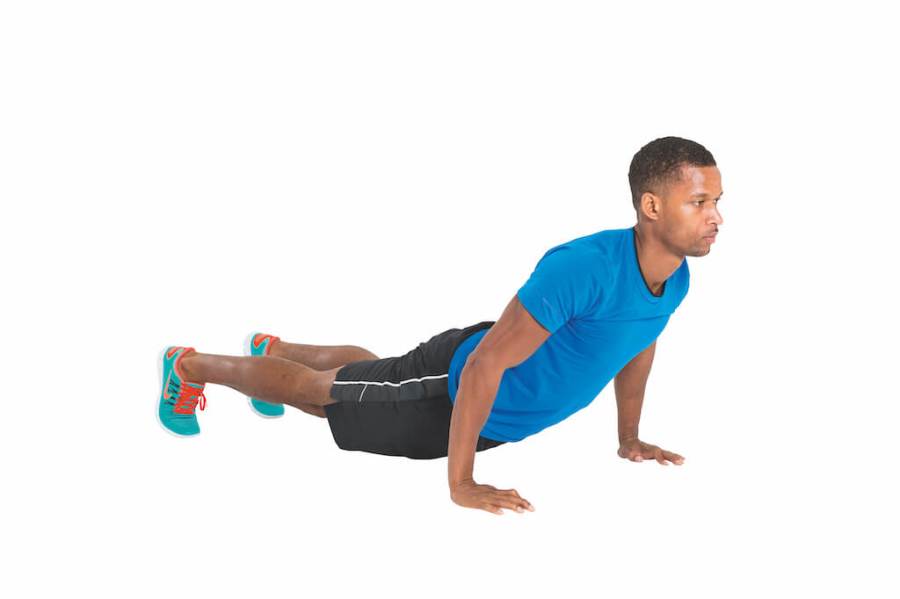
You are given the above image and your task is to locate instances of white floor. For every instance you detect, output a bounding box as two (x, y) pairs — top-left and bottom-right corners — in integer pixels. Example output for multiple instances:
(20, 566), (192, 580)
(2, 1), (897, 597)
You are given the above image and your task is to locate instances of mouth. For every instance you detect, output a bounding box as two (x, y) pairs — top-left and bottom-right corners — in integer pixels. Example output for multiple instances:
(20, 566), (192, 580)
(703, 232), (717, 243)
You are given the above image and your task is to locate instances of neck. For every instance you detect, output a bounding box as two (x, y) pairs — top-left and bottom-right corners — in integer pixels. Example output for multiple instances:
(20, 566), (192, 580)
(632, 224), (684, 295)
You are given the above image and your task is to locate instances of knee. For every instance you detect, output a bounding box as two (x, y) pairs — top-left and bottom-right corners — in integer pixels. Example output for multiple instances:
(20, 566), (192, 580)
(293, 403), (327, 418)
(306, 368), (340, 406)
(354, 346), (379, 361)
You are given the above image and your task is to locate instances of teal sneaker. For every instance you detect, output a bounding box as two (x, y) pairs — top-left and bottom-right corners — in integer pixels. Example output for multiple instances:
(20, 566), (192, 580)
(243, 332), (285, 418)
(157, 346), (207, 436)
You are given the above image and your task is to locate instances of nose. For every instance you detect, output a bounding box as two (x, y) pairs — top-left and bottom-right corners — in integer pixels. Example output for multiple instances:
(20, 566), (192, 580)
(710, 204), (724, 227)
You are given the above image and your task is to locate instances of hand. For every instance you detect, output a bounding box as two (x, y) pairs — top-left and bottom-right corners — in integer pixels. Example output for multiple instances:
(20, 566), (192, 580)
(450, 479), (535, 515)
(618, 438), (685, 465)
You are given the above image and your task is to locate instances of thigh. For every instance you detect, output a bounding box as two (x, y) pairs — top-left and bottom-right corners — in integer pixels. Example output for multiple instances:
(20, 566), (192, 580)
(322, 324), (505, 459)
(324, 397), (506, 459)
(326, 320), (495, 404)
(325, 396), (453, 459)
(324, 349), (451, 459)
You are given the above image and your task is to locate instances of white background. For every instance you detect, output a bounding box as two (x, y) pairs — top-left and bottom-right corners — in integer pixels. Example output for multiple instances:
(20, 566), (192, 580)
(2, 1), (898, 597)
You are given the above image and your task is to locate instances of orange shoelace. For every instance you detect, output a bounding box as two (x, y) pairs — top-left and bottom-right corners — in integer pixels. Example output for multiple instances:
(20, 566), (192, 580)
(174, 383), (207, 415)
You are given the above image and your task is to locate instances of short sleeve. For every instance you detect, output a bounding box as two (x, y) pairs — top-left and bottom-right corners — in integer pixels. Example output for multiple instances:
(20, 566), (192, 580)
(516, 245), (605, 335)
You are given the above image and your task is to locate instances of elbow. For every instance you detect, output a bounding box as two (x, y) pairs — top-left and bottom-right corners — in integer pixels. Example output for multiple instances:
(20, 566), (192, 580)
(463, 354), (504, 380)
(463, 353), (487, 372)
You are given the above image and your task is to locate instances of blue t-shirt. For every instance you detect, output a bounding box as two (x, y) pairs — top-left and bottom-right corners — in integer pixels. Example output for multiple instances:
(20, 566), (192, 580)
(448, 226), (690, 442)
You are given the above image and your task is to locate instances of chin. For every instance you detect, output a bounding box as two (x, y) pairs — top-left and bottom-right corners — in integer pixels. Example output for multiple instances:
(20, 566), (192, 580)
(687, 246), (711, 257)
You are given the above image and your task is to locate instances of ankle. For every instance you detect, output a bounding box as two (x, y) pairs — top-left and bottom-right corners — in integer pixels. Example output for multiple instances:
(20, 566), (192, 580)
(178, 352), (204, 384)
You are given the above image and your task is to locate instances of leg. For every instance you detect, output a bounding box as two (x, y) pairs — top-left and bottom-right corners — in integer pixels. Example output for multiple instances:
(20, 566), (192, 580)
(179, 352), (340, 417)
(268, 339), (379, 370)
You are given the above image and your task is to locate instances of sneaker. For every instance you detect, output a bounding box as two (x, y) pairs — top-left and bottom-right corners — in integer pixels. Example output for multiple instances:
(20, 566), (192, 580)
(243, 332), (285, 418)
(157, 346), (207, 436)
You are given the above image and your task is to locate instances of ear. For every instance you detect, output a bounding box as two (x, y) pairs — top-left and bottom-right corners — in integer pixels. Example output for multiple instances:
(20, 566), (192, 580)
(639, 191), (663, 222)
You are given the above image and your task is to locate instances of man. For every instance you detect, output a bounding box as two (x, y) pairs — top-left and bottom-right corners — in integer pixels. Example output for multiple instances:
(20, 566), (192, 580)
(157, 135), (724, 516)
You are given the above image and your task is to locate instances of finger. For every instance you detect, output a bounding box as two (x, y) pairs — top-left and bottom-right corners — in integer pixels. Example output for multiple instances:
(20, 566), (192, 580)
(663, 450), (685, 465)
(490, 501), (524, 515)
(494, 495), (533, 513)
(654, 449), (668, 465)
(503, 490), (534, 511)
(498, 488), (524, 502)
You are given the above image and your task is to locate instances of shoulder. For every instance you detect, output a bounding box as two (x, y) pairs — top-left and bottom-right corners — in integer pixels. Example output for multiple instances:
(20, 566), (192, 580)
(540, 228), (623, 264)
(534, 236), (613, 287)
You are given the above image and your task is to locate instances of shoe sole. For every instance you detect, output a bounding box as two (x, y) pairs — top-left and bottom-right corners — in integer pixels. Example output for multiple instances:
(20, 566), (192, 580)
(156, 346), (200, 438)
(243, 332), (283, 419)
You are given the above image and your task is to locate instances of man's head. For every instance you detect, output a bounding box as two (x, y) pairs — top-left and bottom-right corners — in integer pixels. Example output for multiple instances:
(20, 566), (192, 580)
(628, 136), (724, 257)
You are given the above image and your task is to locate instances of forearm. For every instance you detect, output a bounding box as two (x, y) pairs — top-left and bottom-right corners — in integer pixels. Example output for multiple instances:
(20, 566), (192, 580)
(448, 359), (502, 489)
(615, 390), (645, 443)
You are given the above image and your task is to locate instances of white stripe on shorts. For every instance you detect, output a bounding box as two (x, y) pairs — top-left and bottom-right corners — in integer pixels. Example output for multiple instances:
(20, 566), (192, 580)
(331, 373), (448, 388)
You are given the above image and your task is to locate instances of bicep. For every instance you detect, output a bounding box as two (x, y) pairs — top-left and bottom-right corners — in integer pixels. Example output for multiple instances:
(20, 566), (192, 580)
(468, 294), (551, 371)
(615, 340), (657, 384)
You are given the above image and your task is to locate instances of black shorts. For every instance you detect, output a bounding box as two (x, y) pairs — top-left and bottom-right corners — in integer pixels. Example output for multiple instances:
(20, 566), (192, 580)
(324, 320), (506, 460)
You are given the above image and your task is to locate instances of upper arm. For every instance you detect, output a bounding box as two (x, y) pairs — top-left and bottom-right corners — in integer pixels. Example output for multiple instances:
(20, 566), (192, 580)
(515, 245), (607, 335)
(467, 294), (551, 372)
(614, 340), (657, 393)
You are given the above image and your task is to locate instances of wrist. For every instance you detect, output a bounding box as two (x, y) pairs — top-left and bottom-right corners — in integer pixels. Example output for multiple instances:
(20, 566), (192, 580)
(449, 478), (475, 492)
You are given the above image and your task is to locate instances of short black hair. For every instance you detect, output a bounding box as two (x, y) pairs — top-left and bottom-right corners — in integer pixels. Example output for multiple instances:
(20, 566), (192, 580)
(628, 136), (717, 212)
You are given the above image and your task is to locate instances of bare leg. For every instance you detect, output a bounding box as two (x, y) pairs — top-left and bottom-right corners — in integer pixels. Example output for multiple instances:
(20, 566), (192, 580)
(268, 339), (378, 370)
(179, 351), (340, 417)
